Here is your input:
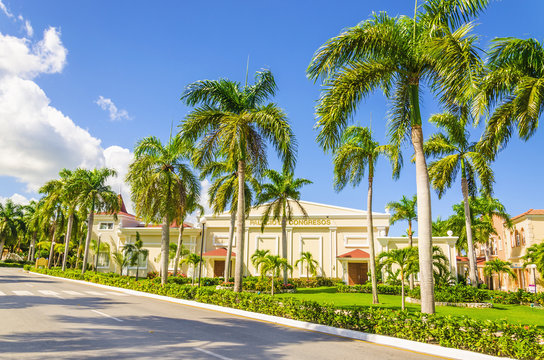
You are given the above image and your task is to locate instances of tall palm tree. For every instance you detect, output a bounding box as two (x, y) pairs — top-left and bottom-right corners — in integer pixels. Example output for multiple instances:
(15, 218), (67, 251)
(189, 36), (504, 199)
(261, 254), (292, 296)
(251, 249), (270, 278)
(0, 200), (24, 260)
(432, 216), (450, 237)
(378, 247), (418, 310)
(478, 38), (544, 156)
(125, 232), (149, 281)
(483, 259), (516, 290)
(23, 200), (42, 261)
(39, 176), (68, 269)
(126, 136), (199, 285)
(387, 194), (417, 289)
(201, 156), (258, 280)
(307, 1), (489, 313)
(180, 69), (296, 292)
(423, 113), (494, 287)
(257, 168), (312, 285)
(172, 191), (203, 277)
(294, 252), (319, 281)
(73, 168), (120, 275)
(333, 126), (400, 304)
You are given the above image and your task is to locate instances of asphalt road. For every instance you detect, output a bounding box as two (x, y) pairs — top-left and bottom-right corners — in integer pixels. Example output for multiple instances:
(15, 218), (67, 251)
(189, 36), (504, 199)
(0, 268), (447, 360)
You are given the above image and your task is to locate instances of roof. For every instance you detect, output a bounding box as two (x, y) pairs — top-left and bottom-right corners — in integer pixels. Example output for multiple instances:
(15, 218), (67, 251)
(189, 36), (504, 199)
(511, 209), (544, 221)
(202, 248), (236, 257)
(337, 249), (370, 259)
(456, 256), (487, 265)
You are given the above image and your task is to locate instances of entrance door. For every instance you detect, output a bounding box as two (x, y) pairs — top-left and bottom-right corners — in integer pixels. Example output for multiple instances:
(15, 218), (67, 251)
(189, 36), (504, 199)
(348, 263), (368, 285)
(214, 260), (225, 278)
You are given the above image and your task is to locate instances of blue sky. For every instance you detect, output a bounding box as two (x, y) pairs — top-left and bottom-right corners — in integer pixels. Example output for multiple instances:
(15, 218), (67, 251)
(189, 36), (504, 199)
(0, 0), (543, 235)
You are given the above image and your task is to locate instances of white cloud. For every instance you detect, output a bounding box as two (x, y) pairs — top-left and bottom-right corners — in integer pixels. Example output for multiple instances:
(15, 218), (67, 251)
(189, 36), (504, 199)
(103, 146), (134, 213)
(24, 20), (33, 37)
(0, 193), (34, 205)
(0, 23), (133, 203)
(186, 179), (211, 226)
(0, 0), (13, 18)
(95, 95), (131, 121)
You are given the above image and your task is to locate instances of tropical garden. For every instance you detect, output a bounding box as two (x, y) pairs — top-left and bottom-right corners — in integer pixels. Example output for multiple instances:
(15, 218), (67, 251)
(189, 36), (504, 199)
(3, 0), (544, 358)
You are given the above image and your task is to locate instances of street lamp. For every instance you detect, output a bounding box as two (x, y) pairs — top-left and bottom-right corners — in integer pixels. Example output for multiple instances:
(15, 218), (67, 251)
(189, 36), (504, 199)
(94, 233), (102, 273)
(198, 218), (206, 287)
(526, 264), (537, 294)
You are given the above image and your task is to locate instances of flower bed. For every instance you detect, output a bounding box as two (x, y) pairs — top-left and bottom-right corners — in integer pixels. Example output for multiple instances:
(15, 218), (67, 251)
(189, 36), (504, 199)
(29, 267), (544, 360)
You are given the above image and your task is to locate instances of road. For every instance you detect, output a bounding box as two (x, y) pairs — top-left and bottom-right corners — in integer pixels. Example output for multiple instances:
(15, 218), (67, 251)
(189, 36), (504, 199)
(0, 268), (447, 360)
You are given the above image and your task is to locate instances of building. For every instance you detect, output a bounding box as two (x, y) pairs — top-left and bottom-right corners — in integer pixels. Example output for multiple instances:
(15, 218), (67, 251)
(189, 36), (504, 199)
(482, 210), (544, 292)
(92, 199), (459, 284)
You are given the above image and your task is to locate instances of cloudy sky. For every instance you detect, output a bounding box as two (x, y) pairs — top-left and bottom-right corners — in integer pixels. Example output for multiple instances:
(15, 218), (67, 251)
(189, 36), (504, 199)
(1, 1), (543, 234)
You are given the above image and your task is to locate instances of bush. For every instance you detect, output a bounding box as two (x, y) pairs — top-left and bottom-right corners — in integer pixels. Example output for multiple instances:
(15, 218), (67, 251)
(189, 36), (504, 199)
(29, 267), (544, 360)
(336, 283), (404, 295)
(242, 276), (295, 293)
(0, 261), (27, 268)
(290, 277), (342, 288)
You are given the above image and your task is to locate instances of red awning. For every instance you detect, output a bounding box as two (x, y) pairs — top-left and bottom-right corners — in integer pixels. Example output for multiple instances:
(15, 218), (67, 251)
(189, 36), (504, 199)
(202, 248), (236, 257)
(337, 249), (370, 259)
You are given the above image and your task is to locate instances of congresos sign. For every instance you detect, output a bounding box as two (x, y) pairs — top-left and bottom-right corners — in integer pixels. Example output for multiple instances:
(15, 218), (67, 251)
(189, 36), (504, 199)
(249, 218), (332, 226)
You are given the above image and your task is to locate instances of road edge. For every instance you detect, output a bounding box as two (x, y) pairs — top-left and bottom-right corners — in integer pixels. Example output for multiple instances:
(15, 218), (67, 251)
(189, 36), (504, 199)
(27, 270), (513, 360)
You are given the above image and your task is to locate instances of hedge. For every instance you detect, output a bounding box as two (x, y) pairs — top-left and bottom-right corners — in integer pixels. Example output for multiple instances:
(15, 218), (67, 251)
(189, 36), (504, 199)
(29, 267), (544, 360)
(336, 283), (404, 295)
(0, 261), (27, 268)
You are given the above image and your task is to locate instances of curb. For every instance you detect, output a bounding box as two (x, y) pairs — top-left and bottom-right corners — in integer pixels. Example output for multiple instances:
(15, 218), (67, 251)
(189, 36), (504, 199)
(28, 271), (513, 360)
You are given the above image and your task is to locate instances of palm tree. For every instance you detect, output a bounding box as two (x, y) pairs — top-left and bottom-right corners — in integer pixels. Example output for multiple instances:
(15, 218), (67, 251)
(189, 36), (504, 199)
(126, 136), (199, 285)
(387, 194), (417, 289)
(307, 1), (489, 313)
(22, 200), (42, 261)
(181, 253), (203, 285)
(378, 248), (417, 310)
(257, 168), (312, 285)
(73, 168), (120, 275)
(523, 243), (544, 279)
(478, 38), (544, 156)
(201, 156), (258, 281)
(294, 252), (319, 281)
(261, 255), (292, 296)
(423, 113), (494, 287)
(172, 191), (203, 277)
(251, 249), (270, 278)
(0, 200), (24, 260)
(90, 238), (110, 272)
(125, 232), (149, 281)
(180, 69), (296, 292)
(333, 125), (400, 304)
(411, 245), (451, 285)
(484, 259), (516, 290)
(111, 249), (127, 275)
(432, 216), (450, 237)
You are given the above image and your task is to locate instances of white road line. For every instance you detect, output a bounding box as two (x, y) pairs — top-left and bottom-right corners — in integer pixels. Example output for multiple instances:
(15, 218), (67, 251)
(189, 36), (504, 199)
(62, 290), (82, 296)
(195, 348), (232, 360)
(13, 290), (33, 296)
(85, 291), (103, 296)
(38, 290), (64, 298)
(0, 290), (5, 296)
(106, 291), (129, 297)
(91, 309), (123, 322)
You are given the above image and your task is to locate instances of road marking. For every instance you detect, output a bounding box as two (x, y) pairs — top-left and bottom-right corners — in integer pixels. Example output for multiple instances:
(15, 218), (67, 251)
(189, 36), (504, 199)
(38, 290), (64, 298)
(106, 291), (129, 297)
(62, 290), (83, 296)
(91, 309), (123, 322)
(0, 290), (5, 296)
(85, 291), (103, 296)
(195, 348), (232, 360)
(13, 290), (32, 296)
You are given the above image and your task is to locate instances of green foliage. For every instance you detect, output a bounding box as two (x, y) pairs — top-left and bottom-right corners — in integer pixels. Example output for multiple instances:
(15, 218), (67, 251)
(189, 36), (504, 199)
(290, 277), (341, 288)
(30, 267), (544, 359)
(337, 283), (404, 295)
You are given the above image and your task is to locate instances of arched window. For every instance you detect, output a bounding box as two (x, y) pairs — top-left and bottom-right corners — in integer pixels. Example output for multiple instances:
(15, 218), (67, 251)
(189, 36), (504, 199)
(520, 229), (525, 246)
(515, 231), (520, 247)
(510, 231), (515, 247)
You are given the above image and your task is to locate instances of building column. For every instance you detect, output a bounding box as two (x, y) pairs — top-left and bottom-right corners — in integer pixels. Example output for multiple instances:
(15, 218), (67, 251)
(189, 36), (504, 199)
(245, 227), (250, 276)
(329, 226), (337, 278)
(287, 227), (293, 272)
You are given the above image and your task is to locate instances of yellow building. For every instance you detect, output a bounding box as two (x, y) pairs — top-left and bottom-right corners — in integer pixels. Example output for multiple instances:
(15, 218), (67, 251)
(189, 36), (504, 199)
(92, 199), (458, 284)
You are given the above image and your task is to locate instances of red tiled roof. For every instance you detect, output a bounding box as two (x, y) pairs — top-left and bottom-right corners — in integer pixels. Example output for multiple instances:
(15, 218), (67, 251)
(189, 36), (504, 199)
(338, 249), (370, 259)
(202, 248), (235, 257)
(456, 256), (487, 265)
(511, 209), (544, 221)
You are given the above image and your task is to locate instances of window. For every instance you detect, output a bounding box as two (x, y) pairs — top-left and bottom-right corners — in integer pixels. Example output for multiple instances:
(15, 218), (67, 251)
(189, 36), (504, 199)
(97, 252), (110, 268)
(515, 231), (520, 247)
(520, 229), (525, 246)
(128, 253), (147, 268)
(99, 222), (114, 230)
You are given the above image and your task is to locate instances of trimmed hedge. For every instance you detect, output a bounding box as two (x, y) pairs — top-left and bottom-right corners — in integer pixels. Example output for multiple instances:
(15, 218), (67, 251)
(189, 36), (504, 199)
(336, 283), (404, 295)
(30, 268), (544, 360)
(290, 277), (342, 288)
(0, 261), (27, 268)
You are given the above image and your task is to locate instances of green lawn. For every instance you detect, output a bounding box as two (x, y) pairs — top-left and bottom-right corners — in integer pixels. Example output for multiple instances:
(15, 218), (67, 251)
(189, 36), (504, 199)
(276, 287), (544, 329)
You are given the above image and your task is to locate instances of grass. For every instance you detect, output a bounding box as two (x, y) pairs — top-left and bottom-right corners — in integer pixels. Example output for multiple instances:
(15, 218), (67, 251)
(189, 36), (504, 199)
(276, 287), (544, 329)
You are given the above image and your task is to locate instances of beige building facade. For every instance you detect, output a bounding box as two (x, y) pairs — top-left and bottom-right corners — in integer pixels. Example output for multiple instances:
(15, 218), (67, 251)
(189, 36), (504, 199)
(92, 200), (458, 284)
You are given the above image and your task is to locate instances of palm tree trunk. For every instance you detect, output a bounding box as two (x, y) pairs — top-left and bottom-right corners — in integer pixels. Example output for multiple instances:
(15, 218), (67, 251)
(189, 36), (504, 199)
(461, 174), (478, 288)
(306, 263), (309, 281)
(224, 210), (235, 280)
(281, 213), (288, 285)
(48, 222), (58, 269)
(82, 201), (95, 274)
(136, 263), (139, 281)
(367, 165), (379, 304)
(498, 272), (501, 290)
(161, 216), (170, 285)
(408, 221), (414, 290)
(271, 275), (274, 296)
(0, 238), (4, 261)
(28, 232), (37, 261)
(173, 221), (185, 276)
(401, 271), (405, 311)
(411, 123), (435, 314)
(62, 213), (74, 271)
(234, 160), (246, 292)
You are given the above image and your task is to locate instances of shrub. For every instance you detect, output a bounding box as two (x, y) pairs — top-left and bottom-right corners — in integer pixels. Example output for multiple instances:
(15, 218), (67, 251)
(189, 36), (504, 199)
(336, 283), (404, 295)
(290, 277), (342, 288)
(29, 267), (544, 360)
